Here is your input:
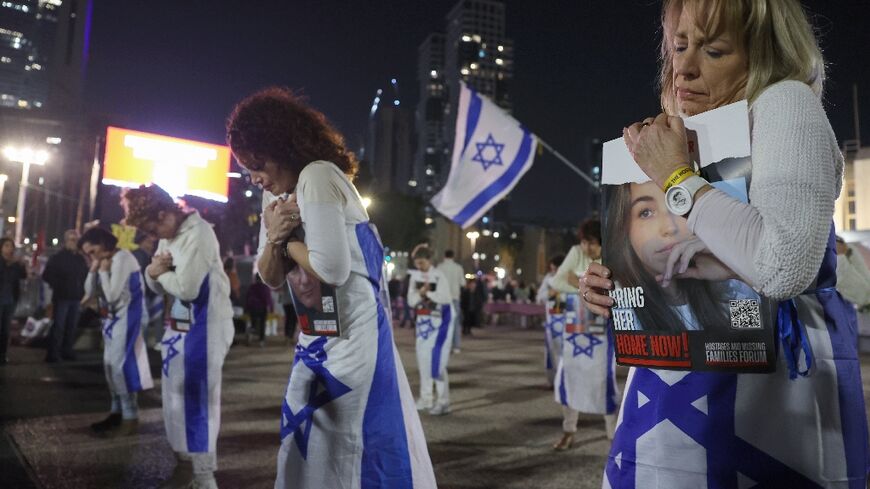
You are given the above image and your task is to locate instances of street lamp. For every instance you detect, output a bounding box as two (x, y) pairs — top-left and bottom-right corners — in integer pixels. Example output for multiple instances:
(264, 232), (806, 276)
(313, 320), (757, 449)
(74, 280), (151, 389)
(360, 196), (372, 209)
(3, 146), (49, 245)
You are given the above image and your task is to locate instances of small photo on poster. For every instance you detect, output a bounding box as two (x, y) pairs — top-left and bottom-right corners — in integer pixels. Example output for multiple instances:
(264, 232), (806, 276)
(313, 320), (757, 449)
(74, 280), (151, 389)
(287, 264), (341, 337)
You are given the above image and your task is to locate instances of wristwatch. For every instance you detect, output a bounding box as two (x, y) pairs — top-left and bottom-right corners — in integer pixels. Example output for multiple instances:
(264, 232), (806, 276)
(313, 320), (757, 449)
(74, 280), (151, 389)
(665, 175), (709, 216)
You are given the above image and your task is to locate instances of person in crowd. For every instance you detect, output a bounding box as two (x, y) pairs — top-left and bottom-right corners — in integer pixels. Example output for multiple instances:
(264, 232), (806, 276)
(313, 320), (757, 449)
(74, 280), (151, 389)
(460, 277), (485, 336)
(0, 238), (26, 365)
(42, 229), (88, 362)
(836, 236), (870, 310)
(437, 249), (465, 353)
(546, 221), (600, 390)
(245, 274), (273, 347)
(223, 257), (241, 306)
(123, 185), (234, 489)
(537, 255), (564, 383)
(514, 281), (531, 303)
(548, 219), (617, 449)
(227, 87), (435, 488)
(582, 1), (868, 486)
(79, 227), (153, 438)
(408, 245), (456, 416)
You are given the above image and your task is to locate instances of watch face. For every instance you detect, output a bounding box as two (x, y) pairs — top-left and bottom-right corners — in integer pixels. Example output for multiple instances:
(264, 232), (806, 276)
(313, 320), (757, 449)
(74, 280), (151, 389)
(666, 186), (692, 215)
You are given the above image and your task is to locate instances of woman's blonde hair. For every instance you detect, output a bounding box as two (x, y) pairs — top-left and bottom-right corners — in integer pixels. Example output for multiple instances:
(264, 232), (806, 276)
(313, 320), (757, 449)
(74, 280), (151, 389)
(659, 0), (825, 115)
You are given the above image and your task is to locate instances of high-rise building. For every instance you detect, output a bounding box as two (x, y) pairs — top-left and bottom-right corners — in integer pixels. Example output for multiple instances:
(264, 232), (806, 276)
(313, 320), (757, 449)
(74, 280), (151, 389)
(414, 0), (513, 196)
(364, 79), (415, 194)
(413, 33), (447, 196)
(0, 0), (91, 112)
(445, 0), (513, 112)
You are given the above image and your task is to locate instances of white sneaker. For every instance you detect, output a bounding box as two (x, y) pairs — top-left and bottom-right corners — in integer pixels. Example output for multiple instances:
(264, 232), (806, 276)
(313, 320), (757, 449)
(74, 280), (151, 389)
(187, 473), (218, 489)
(429, 404), (451, 416)
(415, 399), (433, 411)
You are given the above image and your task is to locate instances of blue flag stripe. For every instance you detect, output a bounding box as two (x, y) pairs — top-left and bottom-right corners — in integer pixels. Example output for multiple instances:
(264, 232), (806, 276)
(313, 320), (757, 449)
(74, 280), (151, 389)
(452, 129), (534, 226)
(462, 90), (483, 154)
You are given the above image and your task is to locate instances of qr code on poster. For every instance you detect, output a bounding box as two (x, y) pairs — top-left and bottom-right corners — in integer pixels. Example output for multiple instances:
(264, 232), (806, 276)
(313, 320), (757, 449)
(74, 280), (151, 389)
(321, 297), (335, 313)
(729, 299), (761, 329)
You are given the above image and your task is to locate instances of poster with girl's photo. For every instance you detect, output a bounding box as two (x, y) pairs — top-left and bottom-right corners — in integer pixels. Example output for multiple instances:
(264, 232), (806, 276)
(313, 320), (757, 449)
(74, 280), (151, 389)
(284, 228), (341, 337)
(601, 101), (776, 372)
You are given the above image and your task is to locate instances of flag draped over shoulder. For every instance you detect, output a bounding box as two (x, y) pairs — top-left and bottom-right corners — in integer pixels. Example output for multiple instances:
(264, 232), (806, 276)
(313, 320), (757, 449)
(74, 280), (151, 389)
(431, 82), (538, 228)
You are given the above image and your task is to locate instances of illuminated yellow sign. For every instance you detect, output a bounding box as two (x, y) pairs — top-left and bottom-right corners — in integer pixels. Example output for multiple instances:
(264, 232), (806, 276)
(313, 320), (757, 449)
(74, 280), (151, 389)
(102, 126), (230, 202)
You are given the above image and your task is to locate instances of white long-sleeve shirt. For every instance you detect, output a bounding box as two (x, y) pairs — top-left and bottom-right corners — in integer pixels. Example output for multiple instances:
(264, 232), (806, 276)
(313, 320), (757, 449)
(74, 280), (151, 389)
(407, 268), (453, 308)
(551, 245), (596, 294)
(687, 80), (843, 300)
(145, 212), (234, 345)
(436, 258), (465, 302)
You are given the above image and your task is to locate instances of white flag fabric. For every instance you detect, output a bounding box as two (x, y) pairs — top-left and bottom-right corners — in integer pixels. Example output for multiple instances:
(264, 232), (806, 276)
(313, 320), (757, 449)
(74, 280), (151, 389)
(431, 82), (538, 228)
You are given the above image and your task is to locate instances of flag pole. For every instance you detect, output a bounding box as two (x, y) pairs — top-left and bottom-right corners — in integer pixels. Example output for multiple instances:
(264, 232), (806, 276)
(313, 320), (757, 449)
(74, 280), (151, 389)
(536, 137), (599, 190)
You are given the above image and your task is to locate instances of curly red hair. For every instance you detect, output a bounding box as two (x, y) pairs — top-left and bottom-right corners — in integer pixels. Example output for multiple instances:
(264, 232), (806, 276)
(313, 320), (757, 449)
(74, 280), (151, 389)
(226, 87), (358, 179)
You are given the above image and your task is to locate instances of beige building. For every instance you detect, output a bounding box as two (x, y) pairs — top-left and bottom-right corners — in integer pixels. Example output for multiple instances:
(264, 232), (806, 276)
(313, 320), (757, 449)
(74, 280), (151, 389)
(834, 148), (870, 233)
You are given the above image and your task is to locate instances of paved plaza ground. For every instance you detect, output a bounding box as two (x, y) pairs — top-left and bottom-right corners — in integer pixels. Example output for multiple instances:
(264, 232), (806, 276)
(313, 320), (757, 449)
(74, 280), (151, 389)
(1, 322), (869, 489)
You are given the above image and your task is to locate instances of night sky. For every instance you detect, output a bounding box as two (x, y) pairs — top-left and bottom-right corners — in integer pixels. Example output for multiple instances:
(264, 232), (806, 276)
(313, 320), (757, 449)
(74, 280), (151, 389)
(85, 0), (870, 225)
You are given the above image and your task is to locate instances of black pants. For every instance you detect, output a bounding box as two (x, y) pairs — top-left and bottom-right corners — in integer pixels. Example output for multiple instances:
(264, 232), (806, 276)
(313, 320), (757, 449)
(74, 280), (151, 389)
(249, 310), (267, 342)
(463, 309), (480, 335)
(283, 303), (297, 338)
(0, 302), (15, 360)
(48, 300), (80, 359)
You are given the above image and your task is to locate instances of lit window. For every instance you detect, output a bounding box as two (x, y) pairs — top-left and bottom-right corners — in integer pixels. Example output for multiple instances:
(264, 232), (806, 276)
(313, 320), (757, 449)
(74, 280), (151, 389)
(495, 58), (503, 65)
(497, 45), (504, 52)
(460, 68), (470, 75)
(461, 35), (471, 42)
(469, 63), (478, 70)
(430, 69), (437, 78)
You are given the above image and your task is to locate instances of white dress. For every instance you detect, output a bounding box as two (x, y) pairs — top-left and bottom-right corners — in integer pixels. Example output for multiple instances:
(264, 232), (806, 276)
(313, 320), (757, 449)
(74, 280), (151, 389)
(273, 161), (436, 489)
(408, 267), (456, 408)
(145, 211), (234, 455)
(553, 292), (618, 415)
(84, 249), (153, 396)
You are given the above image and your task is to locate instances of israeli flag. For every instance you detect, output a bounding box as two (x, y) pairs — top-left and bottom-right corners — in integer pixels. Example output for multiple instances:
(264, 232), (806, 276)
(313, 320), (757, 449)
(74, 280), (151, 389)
(431, 82), (538, 228)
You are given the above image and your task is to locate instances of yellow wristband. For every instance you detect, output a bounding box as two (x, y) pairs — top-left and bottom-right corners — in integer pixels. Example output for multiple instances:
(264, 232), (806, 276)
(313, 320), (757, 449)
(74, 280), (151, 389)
(663, 166), (695, 192)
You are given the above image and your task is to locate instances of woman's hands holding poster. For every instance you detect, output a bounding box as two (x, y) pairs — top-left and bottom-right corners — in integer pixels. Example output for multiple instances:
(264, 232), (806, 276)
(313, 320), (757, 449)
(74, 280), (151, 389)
(623, 113), (690, 188)
(580, 263), (615, 318)
(265, 194), (302, 243)
(658, 237), (737, 287)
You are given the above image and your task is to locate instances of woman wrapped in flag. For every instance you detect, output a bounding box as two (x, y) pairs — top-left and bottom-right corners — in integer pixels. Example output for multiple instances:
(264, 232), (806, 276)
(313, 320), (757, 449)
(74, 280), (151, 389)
(582, 0), (869, 486)
(80, 227), (153, 438)
(407, 245), (456, 416)
(550, 219), (618, 450)
(228, 87), (436, 489)
(123, 185), (234, 489)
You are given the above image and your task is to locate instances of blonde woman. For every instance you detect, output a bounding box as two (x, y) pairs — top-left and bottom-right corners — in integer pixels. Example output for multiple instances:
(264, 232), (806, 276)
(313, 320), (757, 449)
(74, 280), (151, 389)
(582, 1), (868, 487)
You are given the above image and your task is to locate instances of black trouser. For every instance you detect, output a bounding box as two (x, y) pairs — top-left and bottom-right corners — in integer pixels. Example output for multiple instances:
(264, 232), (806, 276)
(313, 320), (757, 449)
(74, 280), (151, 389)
(249, 309), (267, 341)
(48, 299), (80, 359)
(463, 309), (480, 335)
(0, 302), (15, 360)
(283, 303), (297, 338)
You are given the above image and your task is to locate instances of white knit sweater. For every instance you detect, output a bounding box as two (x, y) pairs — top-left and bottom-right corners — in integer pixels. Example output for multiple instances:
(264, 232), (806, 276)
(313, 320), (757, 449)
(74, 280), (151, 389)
(687, 80), (843, 300)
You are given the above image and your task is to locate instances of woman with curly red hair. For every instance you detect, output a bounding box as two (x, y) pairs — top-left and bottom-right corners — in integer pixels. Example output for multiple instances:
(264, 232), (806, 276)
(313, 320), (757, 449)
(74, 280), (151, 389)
(227, 87), (436, 489)
(122, 185), (234, 489)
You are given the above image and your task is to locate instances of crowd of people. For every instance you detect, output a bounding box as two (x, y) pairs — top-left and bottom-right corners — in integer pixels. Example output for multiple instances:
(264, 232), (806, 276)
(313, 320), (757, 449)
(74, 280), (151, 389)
(0, 0), (869, 487)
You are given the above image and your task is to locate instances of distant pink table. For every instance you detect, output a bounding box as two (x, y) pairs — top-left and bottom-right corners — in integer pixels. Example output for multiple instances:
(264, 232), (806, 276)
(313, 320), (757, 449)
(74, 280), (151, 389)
(483, 302), (545, 326)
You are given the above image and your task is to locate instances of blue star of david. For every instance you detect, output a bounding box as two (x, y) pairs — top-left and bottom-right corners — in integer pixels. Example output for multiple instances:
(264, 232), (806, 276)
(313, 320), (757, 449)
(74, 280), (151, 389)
(416, 317), (437, 340)
(471, 133), (505, 171)
(161, 333), (183, 377)
(547, 314), (566, 340)
(281, 337), (352, 459)
(566, 332), (603, 358)
(606, 370), (821, 487)
(102, 317), (119, 340)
